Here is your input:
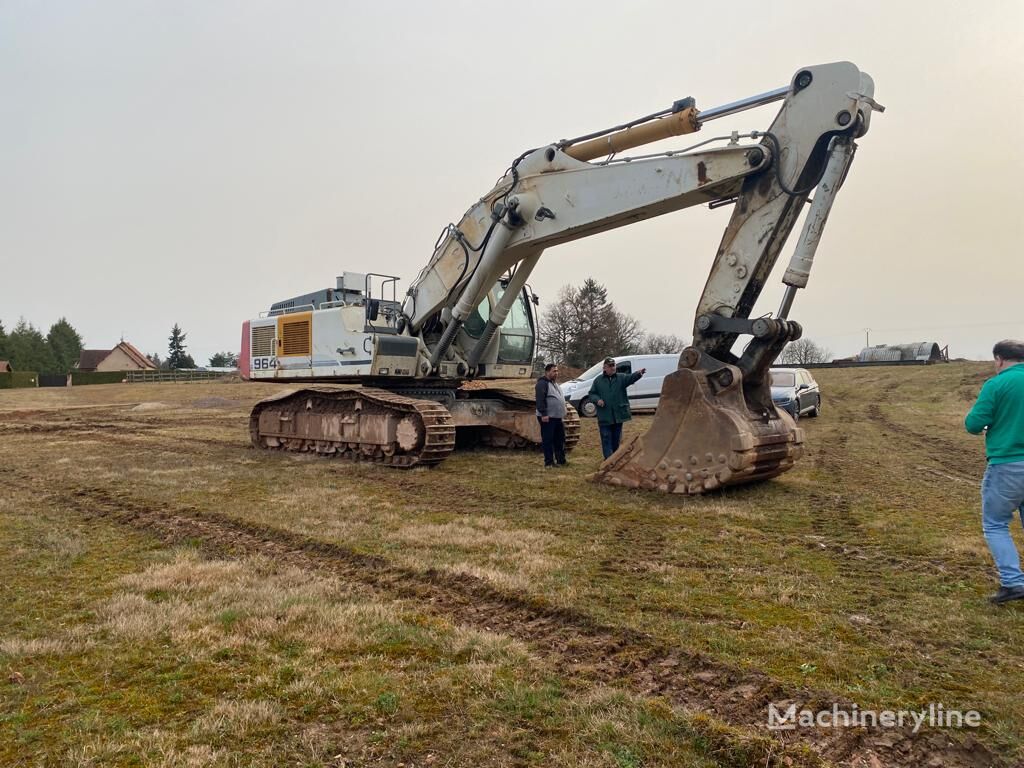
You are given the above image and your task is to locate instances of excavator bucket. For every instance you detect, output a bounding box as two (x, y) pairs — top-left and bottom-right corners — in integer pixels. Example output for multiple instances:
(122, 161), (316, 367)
(590, 358), (803, 494)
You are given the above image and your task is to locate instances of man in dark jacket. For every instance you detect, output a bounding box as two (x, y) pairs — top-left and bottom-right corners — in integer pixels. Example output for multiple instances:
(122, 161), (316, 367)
(588, 357), (645, 459)
(535, 363), (567, 467)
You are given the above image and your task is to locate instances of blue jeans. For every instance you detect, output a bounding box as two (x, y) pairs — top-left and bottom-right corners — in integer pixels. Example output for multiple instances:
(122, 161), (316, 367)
(599, 422), (623, 460)
(981, 460), (1024, 588)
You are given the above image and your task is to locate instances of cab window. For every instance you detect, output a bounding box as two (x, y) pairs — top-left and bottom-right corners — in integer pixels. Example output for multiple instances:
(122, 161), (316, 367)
(461, 284), (536, 364)
(496, 286), (535, 363)
(463, 299), (489, 338)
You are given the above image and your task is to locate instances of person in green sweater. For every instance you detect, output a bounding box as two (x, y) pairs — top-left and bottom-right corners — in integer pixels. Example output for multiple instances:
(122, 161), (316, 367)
(588, 357), (645, 459)
(965, 339), (1024, 605)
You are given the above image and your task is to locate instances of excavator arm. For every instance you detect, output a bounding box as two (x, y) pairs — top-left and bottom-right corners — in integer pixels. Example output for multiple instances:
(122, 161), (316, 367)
(406, 62), (877, 368)
(405, 61), (881, 493)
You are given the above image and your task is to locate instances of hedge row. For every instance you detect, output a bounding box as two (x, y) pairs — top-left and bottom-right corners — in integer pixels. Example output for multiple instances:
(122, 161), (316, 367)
(71, 371), (127, 386)
(0, 370), (131, 388)
(0, 371), (40, 389)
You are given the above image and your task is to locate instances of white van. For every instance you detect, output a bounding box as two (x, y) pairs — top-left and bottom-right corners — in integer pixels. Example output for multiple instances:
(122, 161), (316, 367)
(559, 353), (681, 418)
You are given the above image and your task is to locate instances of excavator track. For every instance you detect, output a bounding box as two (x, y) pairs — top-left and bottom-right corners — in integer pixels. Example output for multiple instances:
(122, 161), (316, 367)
(250, 387), (456, 467)
(464, 388), (581, 451)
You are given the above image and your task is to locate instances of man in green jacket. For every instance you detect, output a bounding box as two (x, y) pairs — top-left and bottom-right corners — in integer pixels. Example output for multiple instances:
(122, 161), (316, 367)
(588, 357), (646, 459)
(965, 339), (1024, 605)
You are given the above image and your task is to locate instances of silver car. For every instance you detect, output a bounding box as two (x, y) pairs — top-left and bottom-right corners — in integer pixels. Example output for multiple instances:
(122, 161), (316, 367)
(770, 368), (821, 419)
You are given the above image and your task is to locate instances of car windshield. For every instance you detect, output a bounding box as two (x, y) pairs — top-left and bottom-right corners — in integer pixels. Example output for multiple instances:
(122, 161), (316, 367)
(771, 371), (796, 387)
(577, 361), (605, 381)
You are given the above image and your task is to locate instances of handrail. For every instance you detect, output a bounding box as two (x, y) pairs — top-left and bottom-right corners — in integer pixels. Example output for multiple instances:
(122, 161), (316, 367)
(259, 303), (316, 318)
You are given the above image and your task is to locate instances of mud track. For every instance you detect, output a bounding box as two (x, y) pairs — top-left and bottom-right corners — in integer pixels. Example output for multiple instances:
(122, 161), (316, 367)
(0, 420), (163, 435)
(0, 417), (236, 450)
(789, 400), (986, 578)
(865, 403), (982, 483)
(7, 467), (996, 768)
(597, 520), (668, 578)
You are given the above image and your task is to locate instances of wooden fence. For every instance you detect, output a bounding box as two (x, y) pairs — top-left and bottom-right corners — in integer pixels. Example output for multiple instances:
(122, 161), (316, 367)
(127, 370), (230, 383)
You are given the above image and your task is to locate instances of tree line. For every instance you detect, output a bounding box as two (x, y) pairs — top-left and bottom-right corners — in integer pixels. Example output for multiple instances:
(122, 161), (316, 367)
(0, 318), (85, 374)
(0, 317), (239, 373)
(538, 278), (687, 368)
(537, 278), (832, 368)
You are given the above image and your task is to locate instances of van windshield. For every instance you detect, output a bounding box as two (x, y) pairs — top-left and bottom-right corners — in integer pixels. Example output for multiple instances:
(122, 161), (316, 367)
(577, 361), (605, 381)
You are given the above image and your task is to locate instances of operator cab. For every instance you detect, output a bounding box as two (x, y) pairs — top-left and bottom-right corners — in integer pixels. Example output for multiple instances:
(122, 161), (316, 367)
(463, 280), (537, 365)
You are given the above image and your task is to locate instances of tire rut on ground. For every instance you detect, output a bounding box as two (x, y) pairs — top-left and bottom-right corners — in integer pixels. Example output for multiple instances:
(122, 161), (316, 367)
(596, 520), (668, 577)
(10, 469), (997, 768)
(794, 401), (985, 578)
(0, 418), (236, 450)
(864, 404), (981, 482)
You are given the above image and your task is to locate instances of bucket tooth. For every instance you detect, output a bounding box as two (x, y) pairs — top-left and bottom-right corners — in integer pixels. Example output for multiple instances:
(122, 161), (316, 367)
(590, 362), (803, 495)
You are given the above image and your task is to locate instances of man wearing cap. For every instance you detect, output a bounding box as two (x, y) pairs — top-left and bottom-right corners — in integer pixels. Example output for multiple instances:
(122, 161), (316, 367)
(588, 357), (646, 460)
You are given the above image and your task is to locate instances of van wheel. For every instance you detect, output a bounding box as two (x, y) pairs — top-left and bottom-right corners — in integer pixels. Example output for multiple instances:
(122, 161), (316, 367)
(577, 400), (597, 418)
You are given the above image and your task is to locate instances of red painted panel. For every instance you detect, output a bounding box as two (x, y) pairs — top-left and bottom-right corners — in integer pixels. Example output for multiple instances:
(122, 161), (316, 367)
(239, 320), (251, 380)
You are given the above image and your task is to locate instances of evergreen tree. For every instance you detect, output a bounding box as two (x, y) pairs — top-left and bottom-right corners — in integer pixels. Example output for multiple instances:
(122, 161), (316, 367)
(46, 317), (84, 372)
(167, 324), (194, 369)
(7, 318), (58, 373)
(208, 351), (239, 367)
(147, 352), (162, 368)
(569, 279), (617, 367)
(0, 319), (7, 361)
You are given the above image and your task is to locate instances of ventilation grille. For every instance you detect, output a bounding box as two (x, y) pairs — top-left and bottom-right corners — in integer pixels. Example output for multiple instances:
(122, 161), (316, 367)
(281, 319), (311, 356)
(251, 325), (276, 357)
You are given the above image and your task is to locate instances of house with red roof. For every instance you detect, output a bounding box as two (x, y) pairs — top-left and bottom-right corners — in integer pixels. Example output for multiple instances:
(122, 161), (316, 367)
(76, 341), (157, 372)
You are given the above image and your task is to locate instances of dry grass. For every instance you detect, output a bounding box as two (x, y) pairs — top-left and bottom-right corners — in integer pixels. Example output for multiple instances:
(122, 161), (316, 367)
(1, 365), (1023, 765)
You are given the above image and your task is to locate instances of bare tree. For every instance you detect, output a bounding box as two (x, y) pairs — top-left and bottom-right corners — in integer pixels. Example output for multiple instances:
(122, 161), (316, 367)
(609, 310), (644, 356)
(638, 333), (688, 354)
(537, 285), (582, 365)
(779, 338), (832, 365)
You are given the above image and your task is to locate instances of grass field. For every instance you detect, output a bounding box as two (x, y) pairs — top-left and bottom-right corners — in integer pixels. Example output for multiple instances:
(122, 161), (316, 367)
(1, 362), (1020, 767)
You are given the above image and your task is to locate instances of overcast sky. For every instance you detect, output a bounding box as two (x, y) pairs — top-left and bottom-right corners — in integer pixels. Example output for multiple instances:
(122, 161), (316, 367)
(2, 0), (1022, 364)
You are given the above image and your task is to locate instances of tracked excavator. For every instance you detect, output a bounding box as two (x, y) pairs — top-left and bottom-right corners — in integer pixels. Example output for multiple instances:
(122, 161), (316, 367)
(242, 61), (881, 494)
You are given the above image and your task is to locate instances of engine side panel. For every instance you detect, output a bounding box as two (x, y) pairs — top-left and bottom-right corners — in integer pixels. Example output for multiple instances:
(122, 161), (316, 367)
(247, 307), (424, 381)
